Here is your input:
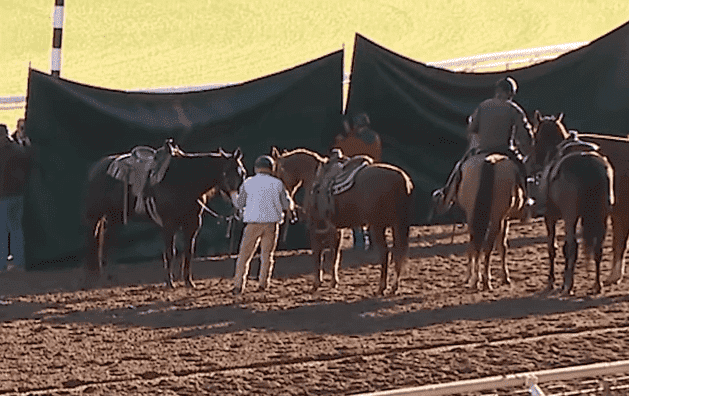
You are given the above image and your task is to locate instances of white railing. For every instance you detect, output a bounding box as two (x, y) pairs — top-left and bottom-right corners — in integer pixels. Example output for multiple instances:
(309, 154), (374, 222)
(426, 42), (589, 72)
(0, 95), (26, 111)
(351, 360), (628, 396)
(0, 41), (588, 110)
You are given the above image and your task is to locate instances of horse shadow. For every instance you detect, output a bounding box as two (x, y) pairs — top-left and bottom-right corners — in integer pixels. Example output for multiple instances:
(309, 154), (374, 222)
(2, 290), (627, 338)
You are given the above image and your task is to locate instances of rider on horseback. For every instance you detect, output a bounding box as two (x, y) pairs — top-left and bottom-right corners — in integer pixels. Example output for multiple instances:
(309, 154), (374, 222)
(434, 76), (532, 215)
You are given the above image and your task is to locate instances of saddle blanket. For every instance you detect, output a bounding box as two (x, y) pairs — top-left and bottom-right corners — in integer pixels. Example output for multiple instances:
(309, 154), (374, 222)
(330, 161), (369, 195)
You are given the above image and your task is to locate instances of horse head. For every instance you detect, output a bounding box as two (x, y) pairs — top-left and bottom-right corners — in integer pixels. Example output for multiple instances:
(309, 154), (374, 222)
(218, 147), (245, 198)
(529, 111), (569, 172)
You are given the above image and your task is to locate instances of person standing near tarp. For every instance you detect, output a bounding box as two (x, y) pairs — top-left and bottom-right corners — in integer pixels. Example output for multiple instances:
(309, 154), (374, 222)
(331, 112), (382, 250)
(12, 119), (30, 147)
(230, 155), (296, 295)
(434, 76), (533, 211)
(0, 124), (31, 272)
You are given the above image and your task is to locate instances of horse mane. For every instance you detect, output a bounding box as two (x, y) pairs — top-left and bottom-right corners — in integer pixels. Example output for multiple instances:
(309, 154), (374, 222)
(281, 147), (329, 163)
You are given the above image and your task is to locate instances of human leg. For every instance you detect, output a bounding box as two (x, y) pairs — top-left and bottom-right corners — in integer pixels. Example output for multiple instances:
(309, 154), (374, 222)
(6, 196), (25, 270)
(257, 223), (279, 289)
(232, 223), (264, 293)
(0, 198), (9, 271)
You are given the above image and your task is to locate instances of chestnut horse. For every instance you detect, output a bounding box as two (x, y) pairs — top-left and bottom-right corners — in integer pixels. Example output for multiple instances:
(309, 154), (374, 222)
(83, 145), (244, 287)
(270, 147), (415, 295)
(529, 112), (615, 295)
(579, 133), (629, 286)
(430, 153), (527, 291)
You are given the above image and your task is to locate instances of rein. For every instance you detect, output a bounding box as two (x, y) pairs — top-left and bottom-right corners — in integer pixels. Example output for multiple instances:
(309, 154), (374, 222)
(197, 198), (240, 238)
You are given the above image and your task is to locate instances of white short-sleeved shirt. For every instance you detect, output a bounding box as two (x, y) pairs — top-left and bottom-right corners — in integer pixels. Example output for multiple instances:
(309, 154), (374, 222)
(232, 173), (292, 224)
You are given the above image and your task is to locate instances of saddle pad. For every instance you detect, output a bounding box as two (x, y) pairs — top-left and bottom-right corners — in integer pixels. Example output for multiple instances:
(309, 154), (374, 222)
(330, 162), (369, 195)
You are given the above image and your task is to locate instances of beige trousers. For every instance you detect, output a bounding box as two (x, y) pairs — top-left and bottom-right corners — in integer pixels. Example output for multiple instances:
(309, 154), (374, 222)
(233, 222), (279, 292)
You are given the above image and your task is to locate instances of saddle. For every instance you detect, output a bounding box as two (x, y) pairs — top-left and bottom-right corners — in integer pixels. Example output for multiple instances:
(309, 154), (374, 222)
(530, 132), (613, 212)
(314, 155), (372, 220)
(106, 140), (175, 222)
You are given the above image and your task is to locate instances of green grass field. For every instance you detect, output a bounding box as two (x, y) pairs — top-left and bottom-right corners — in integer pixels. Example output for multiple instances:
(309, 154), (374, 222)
(0, 0), (628, 127)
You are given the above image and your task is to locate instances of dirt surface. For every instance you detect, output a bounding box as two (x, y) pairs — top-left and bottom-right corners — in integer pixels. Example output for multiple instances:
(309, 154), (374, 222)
(0, 219), (628, 395)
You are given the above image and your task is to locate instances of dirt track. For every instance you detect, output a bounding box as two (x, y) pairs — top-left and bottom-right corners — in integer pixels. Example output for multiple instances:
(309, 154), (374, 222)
(0, 219), (628, 395)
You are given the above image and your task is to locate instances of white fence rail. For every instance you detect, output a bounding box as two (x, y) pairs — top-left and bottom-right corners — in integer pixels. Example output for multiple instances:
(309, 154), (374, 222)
(426, 42), (589, 72)
(351, 360), (628, 396)
(0, 41), (588, 110)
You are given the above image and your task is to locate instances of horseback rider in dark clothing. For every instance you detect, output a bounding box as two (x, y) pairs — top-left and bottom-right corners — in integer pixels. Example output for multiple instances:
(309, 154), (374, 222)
(433, 76), (533, 214)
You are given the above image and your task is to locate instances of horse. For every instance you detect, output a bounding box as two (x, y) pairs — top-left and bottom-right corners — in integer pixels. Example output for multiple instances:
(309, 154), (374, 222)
(270, 147), (415, 296)
(528, 111), (615, 295)
(430, 151), (528, 291)
(83, 144), (245, 288)
(579, 133), (629, 286)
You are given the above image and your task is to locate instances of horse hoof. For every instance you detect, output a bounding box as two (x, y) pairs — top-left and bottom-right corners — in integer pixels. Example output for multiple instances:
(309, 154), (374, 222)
(503, 277), (512, 285)
(185, 280), (195, 288)
(166, 281), (176, 289)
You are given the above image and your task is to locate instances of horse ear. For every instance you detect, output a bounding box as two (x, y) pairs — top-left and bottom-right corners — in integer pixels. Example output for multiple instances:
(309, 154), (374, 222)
(535, 110), (542, 122)
(557, 113), (564, 122)
(271, 146), (280, 158)
(234, 147), (242, 159)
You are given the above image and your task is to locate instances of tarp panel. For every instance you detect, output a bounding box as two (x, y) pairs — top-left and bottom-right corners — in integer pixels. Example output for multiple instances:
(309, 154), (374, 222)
(345, 23), (628, 224)
(24, 51), (343, 268)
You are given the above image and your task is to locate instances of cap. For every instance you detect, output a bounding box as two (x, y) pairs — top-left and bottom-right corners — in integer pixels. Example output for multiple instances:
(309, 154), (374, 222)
(254, 155), (275, 170)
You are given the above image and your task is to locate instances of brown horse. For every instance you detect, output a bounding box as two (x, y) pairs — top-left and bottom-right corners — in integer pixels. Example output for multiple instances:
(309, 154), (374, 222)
(83, 145), (245, 288)
(528, 112), (615, 295)
(431, 153), (527, 291)
(579, 133), (629, 286)
(270, 147), (415, 295)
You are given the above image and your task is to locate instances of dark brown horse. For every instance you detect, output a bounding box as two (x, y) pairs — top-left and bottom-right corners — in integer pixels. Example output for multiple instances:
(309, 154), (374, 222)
(579, 133), (629, 286)
(270, 147), (415, 296)
(83, 145), (244, 287)
(431, 153), (527, 291)
(528, 112), (615, 295)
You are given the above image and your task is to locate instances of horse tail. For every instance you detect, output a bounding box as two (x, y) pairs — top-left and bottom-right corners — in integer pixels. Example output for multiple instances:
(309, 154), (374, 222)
(471, 159), (496, 250)
(578, 156), (610, 253)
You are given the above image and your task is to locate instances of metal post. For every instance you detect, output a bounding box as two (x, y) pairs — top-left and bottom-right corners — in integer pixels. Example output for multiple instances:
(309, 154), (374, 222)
(50, 0), (64, 77)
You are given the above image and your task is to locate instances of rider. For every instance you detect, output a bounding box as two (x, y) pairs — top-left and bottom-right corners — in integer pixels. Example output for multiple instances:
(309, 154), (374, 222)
(434, 76), (532, 212)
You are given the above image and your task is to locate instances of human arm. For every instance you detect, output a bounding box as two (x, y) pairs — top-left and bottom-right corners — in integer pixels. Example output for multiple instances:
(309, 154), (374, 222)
(231, 182), (246, 212)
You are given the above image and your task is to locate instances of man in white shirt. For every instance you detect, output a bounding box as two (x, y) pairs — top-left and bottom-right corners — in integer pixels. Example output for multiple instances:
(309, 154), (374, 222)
(231, 155), (295, 295)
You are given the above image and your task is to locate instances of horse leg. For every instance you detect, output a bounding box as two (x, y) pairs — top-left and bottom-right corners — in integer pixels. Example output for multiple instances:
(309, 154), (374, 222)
(492, 217), (511, 286)
(309, 232), (325, 292)
(330, 229), (343, 289)
(466, 237), (483, 290)
(161, 229), (176, 288)
(561, 220), (579, 296)
(544, 215), (557, 292)
(604, 212), (629, 286)
(591, 236), (604, 295)
(181, 224), (200, 288)
(84, 217), (105, 287)
(370, 225), (389, 296)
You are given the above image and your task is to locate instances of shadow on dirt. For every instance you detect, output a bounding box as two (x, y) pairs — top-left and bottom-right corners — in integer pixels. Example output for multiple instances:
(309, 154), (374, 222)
(0, 230), (554, 299)
(5, 290), (628, 337)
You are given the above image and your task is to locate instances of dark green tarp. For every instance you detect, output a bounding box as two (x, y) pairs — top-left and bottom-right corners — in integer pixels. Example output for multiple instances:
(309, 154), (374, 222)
(345, 23), (628, 224)
(24, 50), (343, 269)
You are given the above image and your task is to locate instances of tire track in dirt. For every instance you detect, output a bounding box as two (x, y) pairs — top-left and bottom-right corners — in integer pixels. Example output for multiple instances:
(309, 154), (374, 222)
(5, 325), (627, 395)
